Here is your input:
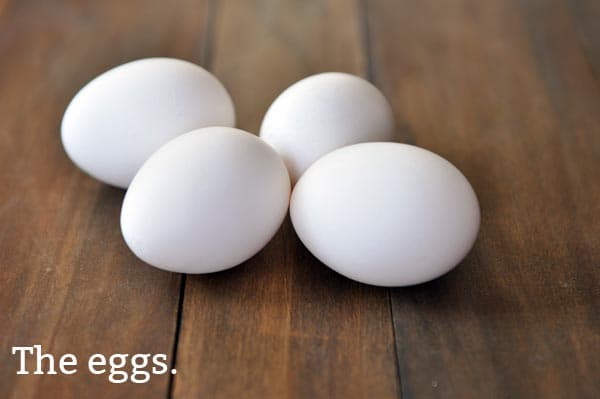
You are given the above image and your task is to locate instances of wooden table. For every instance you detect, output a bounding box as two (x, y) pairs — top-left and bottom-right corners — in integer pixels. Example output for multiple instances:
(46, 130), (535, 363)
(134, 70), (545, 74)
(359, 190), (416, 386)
(1, 1), (598, 398)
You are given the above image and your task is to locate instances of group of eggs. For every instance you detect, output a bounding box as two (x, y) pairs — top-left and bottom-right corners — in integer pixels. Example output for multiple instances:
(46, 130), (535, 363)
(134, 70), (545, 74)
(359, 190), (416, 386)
(62, 57), (480, 287)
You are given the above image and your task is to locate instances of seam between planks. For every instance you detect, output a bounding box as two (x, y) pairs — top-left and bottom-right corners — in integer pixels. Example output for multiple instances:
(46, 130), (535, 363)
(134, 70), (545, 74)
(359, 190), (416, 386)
(388, 290), (403, 399)
(167, 1), (219, 397)
(167, 274), (187, 399)
(358, 0), (403, 397)
(201, 0), (218, 73)
(358, 0), (375, 83)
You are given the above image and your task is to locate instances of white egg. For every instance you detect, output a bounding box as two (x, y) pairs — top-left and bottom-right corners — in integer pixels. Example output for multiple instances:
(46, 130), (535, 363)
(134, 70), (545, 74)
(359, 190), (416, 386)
(260, 72), (395, 183)
(290, 143), (480, 287)
(62, 58), (235, 188)
(120, 127), (290, 274)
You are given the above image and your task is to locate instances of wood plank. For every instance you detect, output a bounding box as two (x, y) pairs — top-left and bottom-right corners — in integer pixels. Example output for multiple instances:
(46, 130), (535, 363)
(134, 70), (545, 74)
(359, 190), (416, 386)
(0, 1), (209, 398)
(366, 0), (600, 397)
(172, 1), (399, 398)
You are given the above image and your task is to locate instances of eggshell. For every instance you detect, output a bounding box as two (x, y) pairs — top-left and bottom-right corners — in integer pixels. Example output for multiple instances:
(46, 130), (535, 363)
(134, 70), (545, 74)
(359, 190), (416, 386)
(62, 58), (235, 188)
(290, 142), (480, 287)
(260, 72), (395, 183)
(120, 127), (290, 274)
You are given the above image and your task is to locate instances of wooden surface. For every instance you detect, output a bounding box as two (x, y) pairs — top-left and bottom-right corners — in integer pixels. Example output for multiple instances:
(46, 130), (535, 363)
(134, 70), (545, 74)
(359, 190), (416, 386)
(0, 0), (598, 398)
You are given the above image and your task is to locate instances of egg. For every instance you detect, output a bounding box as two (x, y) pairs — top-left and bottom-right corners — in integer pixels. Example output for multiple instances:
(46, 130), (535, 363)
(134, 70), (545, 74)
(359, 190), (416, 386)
(120, 127), (290, 274)
(259, 72), (395, 183)
(290, 143), (480, 286)
(61, 58), (235, 188)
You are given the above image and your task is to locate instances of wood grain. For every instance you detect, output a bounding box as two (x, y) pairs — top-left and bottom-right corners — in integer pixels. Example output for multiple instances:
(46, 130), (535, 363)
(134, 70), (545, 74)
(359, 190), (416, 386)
(0, 1), (209, 398)
(171, 1), (399, 398)
(366, 0), (600, 397)
(1, 0), (599, 398)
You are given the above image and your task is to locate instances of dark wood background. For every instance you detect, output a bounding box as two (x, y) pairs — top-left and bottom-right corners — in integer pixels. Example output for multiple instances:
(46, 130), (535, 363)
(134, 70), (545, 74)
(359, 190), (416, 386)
(1, 0), (599, 398)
